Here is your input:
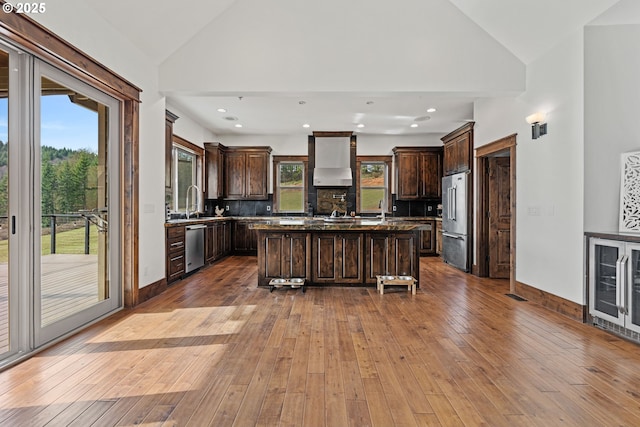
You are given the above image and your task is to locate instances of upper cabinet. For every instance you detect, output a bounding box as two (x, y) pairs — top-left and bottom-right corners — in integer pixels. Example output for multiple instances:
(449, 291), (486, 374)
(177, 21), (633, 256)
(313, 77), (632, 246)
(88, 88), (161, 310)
(204, 142), (226, 199)
(442, 122), (474, 176)
(393, 146), (443, 200)
(165, 110), (179, 188)
(224, 146), (272, 200)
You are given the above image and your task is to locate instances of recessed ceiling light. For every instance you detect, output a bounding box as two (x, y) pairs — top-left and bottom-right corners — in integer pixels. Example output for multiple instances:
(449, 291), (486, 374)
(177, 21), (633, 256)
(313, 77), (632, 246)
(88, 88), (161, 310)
(366, 101), (374, 105)
(217, 108), (227, 113)
(410, 123), (418, 128)
(427, 108), (437, 113)
(223, 116), (238, 121)
(302, 123), (310, 128)
(234, 124), (243, 128)
(357, 124), (365, 128)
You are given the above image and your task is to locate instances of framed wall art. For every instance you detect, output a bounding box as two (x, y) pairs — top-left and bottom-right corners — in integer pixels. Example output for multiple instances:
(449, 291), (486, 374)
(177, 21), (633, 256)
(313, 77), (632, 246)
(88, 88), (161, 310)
(620, 150), (640, 233)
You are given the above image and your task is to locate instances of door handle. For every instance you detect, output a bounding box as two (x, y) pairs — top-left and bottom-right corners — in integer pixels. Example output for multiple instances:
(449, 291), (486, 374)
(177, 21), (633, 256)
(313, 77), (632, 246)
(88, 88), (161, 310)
(11, 215), (15, 234)
(442, 232), (463, 240)
(620, 254), (629, 314)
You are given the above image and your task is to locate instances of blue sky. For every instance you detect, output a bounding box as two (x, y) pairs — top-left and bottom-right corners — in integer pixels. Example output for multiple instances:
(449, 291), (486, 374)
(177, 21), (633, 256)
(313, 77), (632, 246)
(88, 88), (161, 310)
(0, 95), (98, 152)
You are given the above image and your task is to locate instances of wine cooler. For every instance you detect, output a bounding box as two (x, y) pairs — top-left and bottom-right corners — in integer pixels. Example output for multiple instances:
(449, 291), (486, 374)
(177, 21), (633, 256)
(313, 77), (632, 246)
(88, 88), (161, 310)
(589, 238), (640, 335)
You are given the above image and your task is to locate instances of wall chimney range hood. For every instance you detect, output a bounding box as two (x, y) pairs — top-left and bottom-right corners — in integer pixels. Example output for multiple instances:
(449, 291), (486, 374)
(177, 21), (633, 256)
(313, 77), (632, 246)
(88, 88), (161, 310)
(313, 137), (353, 187)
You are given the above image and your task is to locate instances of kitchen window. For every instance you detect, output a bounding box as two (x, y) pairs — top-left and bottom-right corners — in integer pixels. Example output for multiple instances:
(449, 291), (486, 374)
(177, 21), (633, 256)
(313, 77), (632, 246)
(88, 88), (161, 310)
(273, 156), (308, 213)
(357, 156), (392, 214)
(171, 135), (204, 213)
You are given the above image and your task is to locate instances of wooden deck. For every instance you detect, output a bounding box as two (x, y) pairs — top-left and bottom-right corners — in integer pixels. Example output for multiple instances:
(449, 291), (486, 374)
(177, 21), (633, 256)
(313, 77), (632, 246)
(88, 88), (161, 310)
(0, 254), (99, 352)
(1, 256), (640, 426)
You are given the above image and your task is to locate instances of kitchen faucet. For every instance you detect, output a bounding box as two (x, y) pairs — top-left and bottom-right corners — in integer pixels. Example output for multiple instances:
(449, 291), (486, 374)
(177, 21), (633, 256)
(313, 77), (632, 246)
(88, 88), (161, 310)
(185, 184), (201, 219)
(378, 199), (386, 222)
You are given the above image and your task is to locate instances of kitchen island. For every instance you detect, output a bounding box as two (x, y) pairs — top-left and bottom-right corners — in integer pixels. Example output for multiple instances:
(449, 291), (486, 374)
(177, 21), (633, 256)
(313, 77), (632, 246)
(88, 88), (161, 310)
(250, 218), (425, 288)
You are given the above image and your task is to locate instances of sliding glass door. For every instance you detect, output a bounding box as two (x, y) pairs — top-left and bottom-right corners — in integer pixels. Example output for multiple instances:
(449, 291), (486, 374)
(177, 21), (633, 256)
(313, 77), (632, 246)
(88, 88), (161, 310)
(0, 42), (122, 365)
(34, 60), (121, 347)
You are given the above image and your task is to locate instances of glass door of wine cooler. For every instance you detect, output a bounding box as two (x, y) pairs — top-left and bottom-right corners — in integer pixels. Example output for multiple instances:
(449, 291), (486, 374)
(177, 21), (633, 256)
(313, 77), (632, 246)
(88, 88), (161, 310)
(589, 238), (625, 325)
(625, 243), (640, 333)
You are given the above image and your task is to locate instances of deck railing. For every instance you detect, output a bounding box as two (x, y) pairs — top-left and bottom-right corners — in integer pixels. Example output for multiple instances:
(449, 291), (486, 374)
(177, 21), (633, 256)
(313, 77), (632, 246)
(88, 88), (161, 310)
(0, 214), (94, 255)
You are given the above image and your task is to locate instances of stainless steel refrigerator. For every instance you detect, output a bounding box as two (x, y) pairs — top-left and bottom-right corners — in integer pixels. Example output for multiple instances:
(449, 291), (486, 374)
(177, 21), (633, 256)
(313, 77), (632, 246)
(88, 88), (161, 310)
(442, 171), (469, 272)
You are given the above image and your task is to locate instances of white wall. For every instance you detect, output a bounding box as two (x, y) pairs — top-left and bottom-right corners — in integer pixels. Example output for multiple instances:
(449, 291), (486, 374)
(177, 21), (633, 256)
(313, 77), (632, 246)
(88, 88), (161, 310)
(584, 24), (640, 232)
(31, 1), (169, 289)
(474, 30), (585, 304)
(166, 103), (218, 147)
(160, 0), (524, 95)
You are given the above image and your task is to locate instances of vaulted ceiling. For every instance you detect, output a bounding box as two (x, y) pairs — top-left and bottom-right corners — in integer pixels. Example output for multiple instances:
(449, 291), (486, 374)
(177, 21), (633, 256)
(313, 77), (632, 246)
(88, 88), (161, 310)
(84, 0), (622, 136)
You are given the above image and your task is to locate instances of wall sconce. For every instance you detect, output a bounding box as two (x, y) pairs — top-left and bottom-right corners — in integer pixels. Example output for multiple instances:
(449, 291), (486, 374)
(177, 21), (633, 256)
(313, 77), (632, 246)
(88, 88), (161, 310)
(526, 112), (547, 139)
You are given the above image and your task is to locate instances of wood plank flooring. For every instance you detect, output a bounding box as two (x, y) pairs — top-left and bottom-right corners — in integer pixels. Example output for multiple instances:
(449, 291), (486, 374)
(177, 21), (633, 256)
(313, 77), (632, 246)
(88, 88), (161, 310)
(1, 255), (640, 426)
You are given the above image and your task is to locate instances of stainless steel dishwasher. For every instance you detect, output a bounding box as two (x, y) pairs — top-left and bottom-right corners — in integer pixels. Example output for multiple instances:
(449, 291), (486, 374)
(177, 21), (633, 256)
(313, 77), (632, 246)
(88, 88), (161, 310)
(185, 224), (206, 273)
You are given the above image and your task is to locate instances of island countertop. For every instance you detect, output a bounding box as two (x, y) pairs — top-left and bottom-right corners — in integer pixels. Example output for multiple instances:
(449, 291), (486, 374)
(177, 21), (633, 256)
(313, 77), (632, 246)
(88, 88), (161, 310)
(249, 217), (428, 231)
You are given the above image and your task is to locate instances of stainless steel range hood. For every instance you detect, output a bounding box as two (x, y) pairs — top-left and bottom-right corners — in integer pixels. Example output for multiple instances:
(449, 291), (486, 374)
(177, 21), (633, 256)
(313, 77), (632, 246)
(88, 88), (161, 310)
(313, 137), (353, 187)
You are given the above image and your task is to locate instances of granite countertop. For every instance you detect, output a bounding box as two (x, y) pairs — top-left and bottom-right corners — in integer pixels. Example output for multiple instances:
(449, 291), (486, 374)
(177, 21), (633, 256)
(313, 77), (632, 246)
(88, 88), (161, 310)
(248, 217), (427, 231)
(165, 215), (441, 228)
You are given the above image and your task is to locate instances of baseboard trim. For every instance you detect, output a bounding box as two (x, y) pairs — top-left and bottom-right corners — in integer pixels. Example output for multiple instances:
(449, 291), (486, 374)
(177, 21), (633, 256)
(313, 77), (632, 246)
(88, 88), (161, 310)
(514, 281), (586, 322)
(138, 277), (168, 305)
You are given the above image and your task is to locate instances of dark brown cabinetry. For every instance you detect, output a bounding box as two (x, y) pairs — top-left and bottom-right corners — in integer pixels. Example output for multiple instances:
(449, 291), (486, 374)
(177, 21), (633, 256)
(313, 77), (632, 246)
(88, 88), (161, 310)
(312, 233), (363, 284)
(419, 220), (436, 256)
(436, 220), (442, 255)
(257, 232), (311, 286)
(165, 110), (179, 188)
(166, 226), (185, 283)
(393, 147), (442, 200)
(224, 147), (272, 200)
(204, 142), (226, 199)
(233, 220), (258, 253)
(365, 232), (419, 284)
(206, 220), (231, 263)
(442, 122), (474, 176)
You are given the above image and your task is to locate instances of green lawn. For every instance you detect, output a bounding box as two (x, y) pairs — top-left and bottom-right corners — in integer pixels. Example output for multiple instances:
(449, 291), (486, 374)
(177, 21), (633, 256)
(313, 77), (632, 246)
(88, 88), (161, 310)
(0, 225), (98, 262)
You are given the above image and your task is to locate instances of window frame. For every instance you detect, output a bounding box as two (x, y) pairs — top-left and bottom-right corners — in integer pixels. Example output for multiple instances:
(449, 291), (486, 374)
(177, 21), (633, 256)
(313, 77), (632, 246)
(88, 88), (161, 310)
(171, 135), (204, 213)
(272, 155), (308, 214)
(356, 156), (392, 214)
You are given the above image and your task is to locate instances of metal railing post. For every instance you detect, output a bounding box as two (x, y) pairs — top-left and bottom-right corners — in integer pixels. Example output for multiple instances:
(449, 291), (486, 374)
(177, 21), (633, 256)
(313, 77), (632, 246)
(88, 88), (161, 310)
(50, 215), (56, 254)
(85, 217), (90, 254)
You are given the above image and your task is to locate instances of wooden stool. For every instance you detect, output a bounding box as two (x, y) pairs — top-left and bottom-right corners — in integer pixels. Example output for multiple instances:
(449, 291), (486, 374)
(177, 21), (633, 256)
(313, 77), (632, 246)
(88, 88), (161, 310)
(376, 275), (416, 295)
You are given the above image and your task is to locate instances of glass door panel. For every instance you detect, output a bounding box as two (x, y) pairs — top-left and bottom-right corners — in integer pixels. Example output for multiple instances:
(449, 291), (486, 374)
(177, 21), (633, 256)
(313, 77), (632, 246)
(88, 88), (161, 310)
(627, 245), (640, 333)
(0, 49), (9, 355)
(589, 238), (625, 325)
(35, 61), (120, 346)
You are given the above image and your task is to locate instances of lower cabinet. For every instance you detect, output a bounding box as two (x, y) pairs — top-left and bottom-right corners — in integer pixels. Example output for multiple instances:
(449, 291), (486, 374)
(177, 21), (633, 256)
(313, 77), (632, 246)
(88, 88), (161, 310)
(206, 221), (231, 263)
(436, 220), (442, 255)
(233, 220), (258, 253)
(312, 233), (364, 284)
(257, 232), (311, 286)
(365, 232), (419, 284)
(166, 226), (185, 284)
(419, 220), (436, 256)
(256, 230), (419, 287)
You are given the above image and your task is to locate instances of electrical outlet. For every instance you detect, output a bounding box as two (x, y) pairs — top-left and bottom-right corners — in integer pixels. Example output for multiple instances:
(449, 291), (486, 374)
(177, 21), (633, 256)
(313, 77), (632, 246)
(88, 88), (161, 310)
(427, 205), (433, 212)
(226, 205), (229, 211)
(392, 205), (397, 212)
(266, 205), (271, 211)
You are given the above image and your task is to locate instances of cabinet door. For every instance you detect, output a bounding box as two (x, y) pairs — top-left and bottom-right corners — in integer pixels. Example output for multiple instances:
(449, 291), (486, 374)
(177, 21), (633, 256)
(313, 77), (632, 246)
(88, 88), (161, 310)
(421, 152), (442, 198)
(589, 238), (624, 325)
(365, 234), (393, 284)
(396, 152), (420, 200)
(625, 244), (640, 333)
(338, 234), (363, 283)
(436, 221), (442, 255)
(225, 151), (246, 199)
(204, 143), (224, 199)
(392, 233), (416, 277)
(283, 233), (310, 279)
(205, 225), (215, 263)
(419, 221), (436, 256)
(313, 234), (338, 282)
(245, 152), (268, 199)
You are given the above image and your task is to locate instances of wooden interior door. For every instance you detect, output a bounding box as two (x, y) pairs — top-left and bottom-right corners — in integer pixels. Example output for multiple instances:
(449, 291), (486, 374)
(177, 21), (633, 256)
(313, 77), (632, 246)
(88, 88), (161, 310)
(488, 157), (511, 278)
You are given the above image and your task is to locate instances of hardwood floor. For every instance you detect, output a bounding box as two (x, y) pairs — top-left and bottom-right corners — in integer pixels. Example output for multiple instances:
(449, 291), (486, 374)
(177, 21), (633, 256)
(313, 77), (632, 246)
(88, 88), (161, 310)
(1, 256), (640, 426)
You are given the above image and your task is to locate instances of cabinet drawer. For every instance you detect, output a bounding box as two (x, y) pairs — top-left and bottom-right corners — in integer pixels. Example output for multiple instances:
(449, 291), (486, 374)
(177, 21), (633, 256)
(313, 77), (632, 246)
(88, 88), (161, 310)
(167, 226), (185, 239)
(167, 237), (185, 254)
(168, 254), (184, 277)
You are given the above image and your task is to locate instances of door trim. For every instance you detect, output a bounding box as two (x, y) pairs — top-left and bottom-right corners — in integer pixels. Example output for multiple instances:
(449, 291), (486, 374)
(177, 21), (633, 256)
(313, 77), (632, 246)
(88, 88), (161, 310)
(475, 134), (517, 292)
